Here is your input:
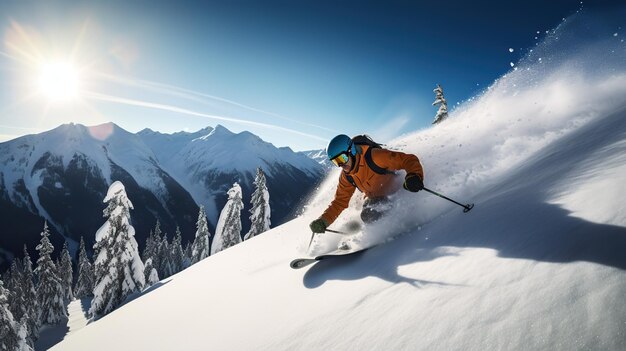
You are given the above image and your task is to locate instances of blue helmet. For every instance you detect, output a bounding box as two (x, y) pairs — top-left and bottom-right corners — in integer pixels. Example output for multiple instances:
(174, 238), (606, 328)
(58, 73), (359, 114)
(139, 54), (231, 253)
(326, 134), (355, 160)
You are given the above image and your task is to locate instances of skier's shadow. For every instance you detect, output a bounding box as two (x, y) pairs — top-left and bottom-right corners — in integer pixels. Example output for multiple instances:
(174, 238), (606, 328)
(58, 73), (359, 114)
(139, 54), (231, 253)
(302, 246), (457, 289)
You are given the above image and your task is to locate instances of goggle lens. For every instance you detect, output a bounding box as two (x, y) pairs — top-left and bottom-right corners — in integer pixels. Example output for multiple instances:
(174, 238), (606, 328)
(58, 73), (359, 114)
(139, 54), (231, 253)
(331, 153), (349, 167)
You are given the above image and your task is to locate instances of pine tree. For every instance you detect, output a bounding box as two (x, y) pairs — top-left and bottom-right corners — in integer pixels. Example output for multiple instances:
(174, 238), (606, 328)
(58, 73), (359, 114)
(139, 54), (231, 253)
(6, 259), (24, 320)
(432, 84), (449, 124)
(5, 258), (36, 348)
(35, 222), (66, 325)
(244, 167), (271, 241)
(170, 227), (185, 274)
(191, 206), (211, 264)
(21, 247), (39, 343)
(58, 242), (74, 303)
(142, 229), (154, 263)
(211, 183), (244, 255)
(142, 229), (157, 283)
(143, 258), (159, 287)
(182, 241), (192, 269)
(158, 232), (173, 278)
(0, 279), (32, 351)
(74, 237), (94, 299)
(151, 222), (164, 278)
(90, 181), (145, 318)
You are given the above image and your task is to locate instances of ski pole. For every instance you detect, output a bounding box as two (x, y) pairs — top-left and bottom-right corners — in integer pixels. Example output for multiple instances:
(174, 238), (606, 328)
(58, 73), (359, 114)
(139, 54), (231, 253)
(423, 187), (474, 213)
(307, 228), (349, 250)
(307, 232), (316, 250)
(325, 228), (349, 235)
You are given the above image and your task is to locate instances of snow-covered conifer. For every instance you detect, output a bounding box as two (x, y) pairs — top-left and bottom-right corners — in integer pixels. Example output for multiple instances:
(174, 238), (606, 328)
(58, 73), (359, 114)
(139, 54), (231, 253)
(74, 237), (94, 299)
(143, 258), (159, 287)
(90, 181), (145, 318)
(432, 84), (449, 124)
(244, 167), (271, 241)
(183, 241), (192, 269)
(58, 242), (74, 302)
(151, 222), (164, 277)
(158, 233), (172, 278)
(142, 229), (157, 283)
(0, 279), (32, 351)
(211, 183), (244, 255)
(170, 227), (185, 274)
(142, 229), (155, 263)
(35, 222), (66, 325)
(6, 260), (24, 320)
(21, 247), (39, 342)
(191, 206), (211, 264)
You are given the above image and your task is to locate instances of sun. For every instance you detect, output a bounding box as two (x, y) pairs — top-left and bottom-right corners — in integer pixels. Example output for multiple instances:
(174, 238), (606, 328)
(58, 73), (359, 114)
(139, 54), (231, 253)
(37, 61), (81, 102)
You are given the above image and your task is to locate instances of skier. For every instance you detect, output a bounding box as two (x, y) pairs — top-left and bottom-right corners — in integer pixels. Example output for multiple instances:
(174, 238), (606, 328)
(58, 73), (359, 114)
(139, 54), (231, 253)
(309, 134), (425, 234)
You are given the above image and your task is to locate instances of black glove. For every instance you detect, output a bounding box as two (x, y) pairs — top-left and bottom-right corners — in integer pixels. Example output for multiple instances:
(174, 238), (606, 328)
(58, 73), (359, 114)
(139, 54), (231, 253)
(403, 173), (424, 192)
(309, 218), (328, 233)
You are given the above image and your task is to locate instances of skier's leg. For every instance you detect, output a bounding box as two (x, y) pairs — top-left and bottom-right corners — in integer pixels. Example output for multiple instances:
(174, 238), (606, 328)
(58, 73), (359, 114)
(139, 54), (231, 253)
(360, 196), (391, 224)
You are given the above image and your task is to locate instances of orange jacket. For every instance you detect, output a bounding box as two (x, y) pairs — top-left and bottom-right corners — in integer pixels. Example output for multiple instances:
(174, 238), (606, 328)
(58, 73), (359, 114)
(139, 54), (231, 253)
(321, 145), (424, 225)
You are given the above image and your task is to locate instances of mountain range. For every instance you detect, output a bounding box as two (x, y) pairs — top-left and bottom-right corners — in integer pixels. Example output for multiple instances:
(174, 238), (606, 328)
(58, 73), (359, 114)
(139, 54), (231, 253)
(0, 123), (324, 270)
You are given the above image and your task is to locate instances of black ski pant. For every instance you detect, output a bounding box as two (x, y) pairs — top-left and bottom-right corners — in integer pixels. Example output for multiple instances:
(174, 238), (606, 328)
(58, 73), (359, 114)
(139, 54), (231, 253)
(360, 196), (391, 224)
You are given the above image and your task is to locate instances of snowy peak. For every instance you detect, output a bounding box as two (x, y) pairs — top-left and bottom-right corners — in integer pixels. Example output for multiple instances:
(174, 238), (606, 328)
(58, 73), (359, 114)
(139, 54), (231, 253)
(138, 126), (214, 141)
(203, 124), (233, 139)
(136, 124), (323, 231)
(301, 149), (332, 170)
(141, 124), (321, 177)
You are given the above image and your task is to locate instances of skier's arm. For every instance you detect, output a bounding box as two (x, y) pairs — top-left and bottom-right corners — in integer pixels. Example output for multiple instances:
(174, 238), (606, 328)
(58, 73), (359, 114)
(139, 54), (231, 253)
(372, 148), (424, 180)
(321, 172), (356, 225)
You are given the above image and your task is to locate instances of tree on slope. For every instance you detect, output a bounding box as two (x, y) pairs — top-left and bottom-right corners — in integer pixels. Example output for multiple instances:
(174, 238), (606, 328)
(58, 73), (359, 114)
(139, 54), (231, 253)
(143, 258), (159, 287)
(142, 228), (158, 283)
(58, 242), (74, 303)
(191, 206), (211, 264)
(158, 232), (173, 278)
(74, 237), (94, 299)
(5, 259), (24, 321)
(244, 167), (271, 241)
(35, 222), (66, 325)
(4, 257), (36, 348)
(432, 84), (449, 125)
(169, 227), (185, 274)
(183, 242), (192, 269)
(211, 183), (244, 255)
(90, 181), (145, 318)
(21, 247), (40, 343)
(0, 279), (32, 351)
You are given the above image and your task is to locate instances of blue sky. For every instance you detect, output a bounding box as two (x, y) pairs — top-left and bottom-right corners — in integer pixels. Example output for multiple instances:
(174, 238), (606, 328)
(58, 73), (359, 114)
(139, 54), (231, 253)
(0, 0), (620, 151)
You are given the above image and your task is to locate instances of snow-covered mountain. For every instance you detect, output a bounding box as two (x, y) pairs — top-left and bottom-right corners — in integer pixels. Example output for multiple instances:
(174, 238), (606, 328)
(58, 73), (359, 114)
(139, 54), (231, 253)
(137, 125), (324, 233)
(0, 123), (199, 268)
(51, 10), (626, 350)
(300, 149), (333, 170)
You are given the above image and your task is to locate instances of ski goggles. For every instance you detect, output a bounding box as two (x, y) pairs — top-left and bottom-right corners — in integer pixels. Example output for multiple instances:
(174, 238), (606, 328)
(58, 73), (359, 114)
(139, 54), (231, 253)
(330, 153), (350, 167)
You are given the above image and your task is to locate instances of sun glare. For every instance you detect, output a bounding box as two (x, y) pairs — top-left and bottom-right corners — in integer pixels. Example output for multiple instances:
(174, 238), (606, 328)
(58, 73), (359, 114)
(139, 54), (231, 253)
(38, 62), (81, 102)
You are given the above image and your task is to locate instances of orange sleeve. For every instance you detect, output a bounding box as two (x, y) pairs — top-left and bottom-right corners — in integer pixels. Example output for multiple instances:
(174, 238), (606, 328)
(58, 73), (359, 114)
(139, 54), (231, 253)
(371, 148), (424, 181)
(321, 172), (357, 225)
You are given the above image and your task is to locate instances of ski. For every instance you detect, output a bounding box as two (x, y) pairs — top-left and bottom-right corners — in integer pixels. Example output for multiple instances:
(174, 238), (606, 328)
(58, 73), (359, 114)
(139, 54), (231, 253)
(290, 245), (367, 269)
(290, 258), (318, 269)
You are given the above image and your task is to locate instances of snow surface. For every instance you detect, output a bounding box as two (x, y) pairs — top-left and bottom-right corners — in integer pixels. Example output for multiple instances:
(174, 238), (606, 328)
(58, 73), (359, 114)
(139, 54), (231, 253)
(53, 10), (626, 351)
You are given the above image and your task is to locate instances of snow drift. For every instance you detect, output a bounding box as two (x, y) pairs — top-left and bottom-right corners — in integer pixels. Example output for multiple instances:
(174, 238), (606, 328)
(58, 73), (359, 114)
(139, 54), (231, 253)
(53, 9), (626, 351)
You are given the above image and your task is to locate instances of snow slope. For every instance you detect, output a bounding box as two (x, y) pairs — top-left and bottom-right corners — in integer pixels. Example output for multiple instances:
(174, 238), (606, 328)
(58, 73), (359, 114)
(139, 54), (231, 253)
(53, 9), (626, 351)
